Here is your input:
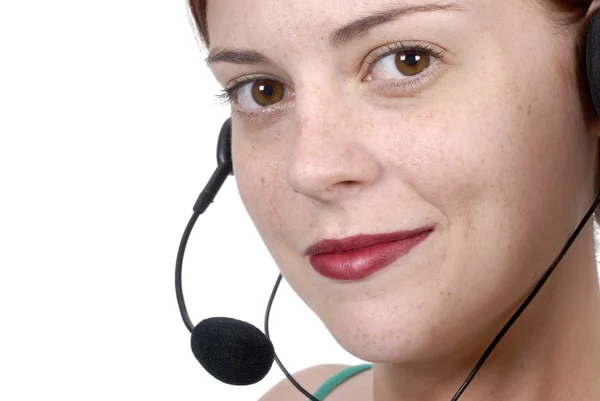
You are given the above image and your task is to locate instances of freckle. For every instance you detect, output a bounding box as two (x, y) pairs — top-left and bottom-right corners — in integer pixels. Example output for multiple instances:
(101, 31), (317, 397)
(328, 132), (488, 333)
(527, 105), (532, 116)
(261, 177), (266, 185)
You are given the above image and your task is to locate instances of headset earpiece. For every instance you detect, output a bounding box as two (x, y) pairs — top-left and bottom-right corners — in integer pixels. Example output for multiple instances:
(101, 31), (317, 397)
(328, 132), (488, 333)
(217, 118), (233, 176)
(587, 10), (600, 117)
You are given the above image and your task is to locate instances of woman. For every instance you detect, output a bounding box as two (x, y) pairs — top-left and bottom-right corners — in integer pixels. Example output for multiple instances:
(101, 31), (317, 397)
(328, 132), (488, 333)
(189, 0), (600, 400)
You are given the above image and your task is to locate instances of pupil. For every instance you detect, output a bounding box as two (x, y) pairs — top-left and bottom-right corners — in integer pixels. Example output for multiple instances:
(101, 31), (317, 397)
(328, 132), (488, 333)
(406, 53), (420, 67)
(260, 84), (274, 97)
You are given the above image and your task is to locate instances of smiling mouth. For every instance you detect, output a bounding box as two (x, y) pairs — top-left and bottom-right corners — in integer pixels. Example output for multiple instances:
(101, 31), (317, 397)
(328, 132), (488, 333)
(307, 227), (434, 281)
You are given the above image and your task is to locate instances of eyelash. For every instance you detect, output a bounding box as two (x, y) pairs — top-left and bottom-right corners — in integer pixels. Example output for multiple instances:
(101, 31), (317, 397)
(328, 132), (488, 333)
(215, 42), (447, 117)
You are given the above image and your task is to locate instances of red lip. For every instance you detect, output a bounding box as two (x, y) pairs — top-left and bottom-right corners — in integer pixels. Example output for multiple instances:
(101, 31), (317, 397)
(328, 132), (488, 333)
(306, 227), (434, 281)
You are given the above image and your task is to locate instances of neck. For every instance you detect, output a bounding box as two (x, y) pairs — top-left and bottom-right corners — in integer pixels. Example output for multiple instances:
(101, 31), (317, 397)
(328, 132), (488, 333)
(372, 225), (600, 401)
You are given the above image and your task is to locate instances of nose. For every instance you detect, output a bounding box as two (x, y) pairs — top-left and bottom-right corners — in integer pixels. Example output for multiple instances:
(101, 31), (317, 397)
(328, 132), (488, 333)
(286, 107), (381, 204)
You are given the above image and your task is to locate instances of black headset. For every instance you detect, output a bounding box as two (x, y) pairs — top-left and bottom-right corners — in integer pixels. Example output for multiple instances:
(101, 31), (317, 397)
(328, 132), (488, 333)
(176, 10), (600, 401)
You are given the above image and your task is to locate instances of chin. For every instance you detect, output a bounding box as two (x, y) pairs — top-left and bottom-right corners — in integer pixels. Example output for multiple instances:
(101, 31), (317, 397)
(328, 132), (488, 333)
(317, 297), (482, 365)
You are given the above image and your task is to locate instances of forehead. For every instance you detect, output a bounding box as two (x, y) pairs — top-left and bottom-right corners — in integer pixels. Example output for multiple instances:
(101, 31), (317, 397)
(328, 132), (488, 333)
(205, 0), (532, 49)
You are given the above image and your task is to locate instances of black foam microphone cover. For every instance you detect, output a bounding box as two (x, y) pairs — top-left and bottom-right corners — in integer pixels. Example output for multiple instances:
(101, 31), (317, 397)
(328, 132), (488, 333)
(191, 317), (275, 385)
(588, 10), (600, 116)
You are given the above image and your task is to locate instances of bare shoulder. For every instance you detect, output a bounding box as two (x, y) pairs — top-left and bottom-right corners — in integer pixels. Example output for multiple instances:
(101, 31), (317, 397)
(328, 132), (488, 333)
(258, 364), (351, 401)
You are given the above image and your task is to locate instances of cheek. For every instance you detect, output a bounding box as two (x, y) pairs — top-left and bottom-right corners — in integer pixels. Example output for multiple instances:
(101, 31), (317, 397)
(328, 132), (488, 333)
(377, 53), (588, 304)
(439, 61), (585, 294)
(234, 156), (314, 292)
(233, 138), (290, 249)
(411, 54), (585, 223)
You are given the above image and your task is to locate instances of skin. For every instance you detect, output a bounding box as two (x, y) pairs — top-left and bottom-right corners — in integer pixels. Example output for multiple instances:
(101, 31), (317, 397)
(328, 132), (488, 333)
(205, 0), (600, 400)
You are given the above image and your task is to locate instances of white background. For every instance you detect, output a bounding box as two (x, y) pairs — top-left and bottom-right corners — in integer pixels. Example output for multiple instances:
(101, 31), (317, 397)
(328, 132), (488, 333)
(1, 1), (598, 400)
(0, 1), (361, 400)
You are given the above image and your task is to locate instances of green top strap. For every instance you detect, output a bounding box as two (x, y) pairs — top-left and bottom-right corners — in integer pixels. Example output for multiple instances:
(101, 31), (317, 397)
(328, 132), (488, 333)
(312, 364), (372, 400)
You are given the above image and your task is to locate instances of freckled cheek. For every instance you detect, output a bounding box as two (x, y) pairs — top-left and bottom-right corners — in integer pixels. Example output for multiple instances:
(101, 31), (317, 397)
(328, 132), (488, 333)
(412, 111), (532, 222)
(234, 159), (289, 240)
(410, 120), (495, 191)
(235, 169), (267, 219)
(232, 141), (262, 211)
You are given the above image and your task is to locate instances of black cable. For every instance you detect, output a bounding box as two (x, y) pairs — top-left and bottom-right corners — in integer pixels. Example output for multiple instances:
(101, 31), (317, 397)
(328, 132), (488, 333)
(175, 210), (201, 334)
(450, 190), (600, 400)
(177, 161), (231, 334)
(265, 274), (320, 401)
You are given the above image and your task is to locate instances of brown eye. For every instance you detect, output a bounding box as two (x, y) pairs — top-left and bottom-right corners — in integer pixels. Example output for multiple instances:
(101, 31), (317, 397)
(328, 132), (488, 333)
(395, 51), (431, 76)
(250, 79), (285, 107)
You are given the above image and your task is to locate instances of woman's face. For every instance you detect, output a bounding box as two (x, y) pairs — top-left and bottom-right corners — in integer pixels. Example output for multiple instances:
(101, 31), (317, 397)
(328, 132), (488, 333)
(206, 0), (597, 362)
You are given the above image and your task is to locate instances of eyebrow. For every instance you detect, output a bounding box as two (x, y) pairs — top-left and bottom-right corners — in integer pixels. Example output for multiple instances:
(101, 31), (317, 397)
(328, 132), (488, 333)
(331, 2), (464, 47)
(205, 1), (464, 66)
